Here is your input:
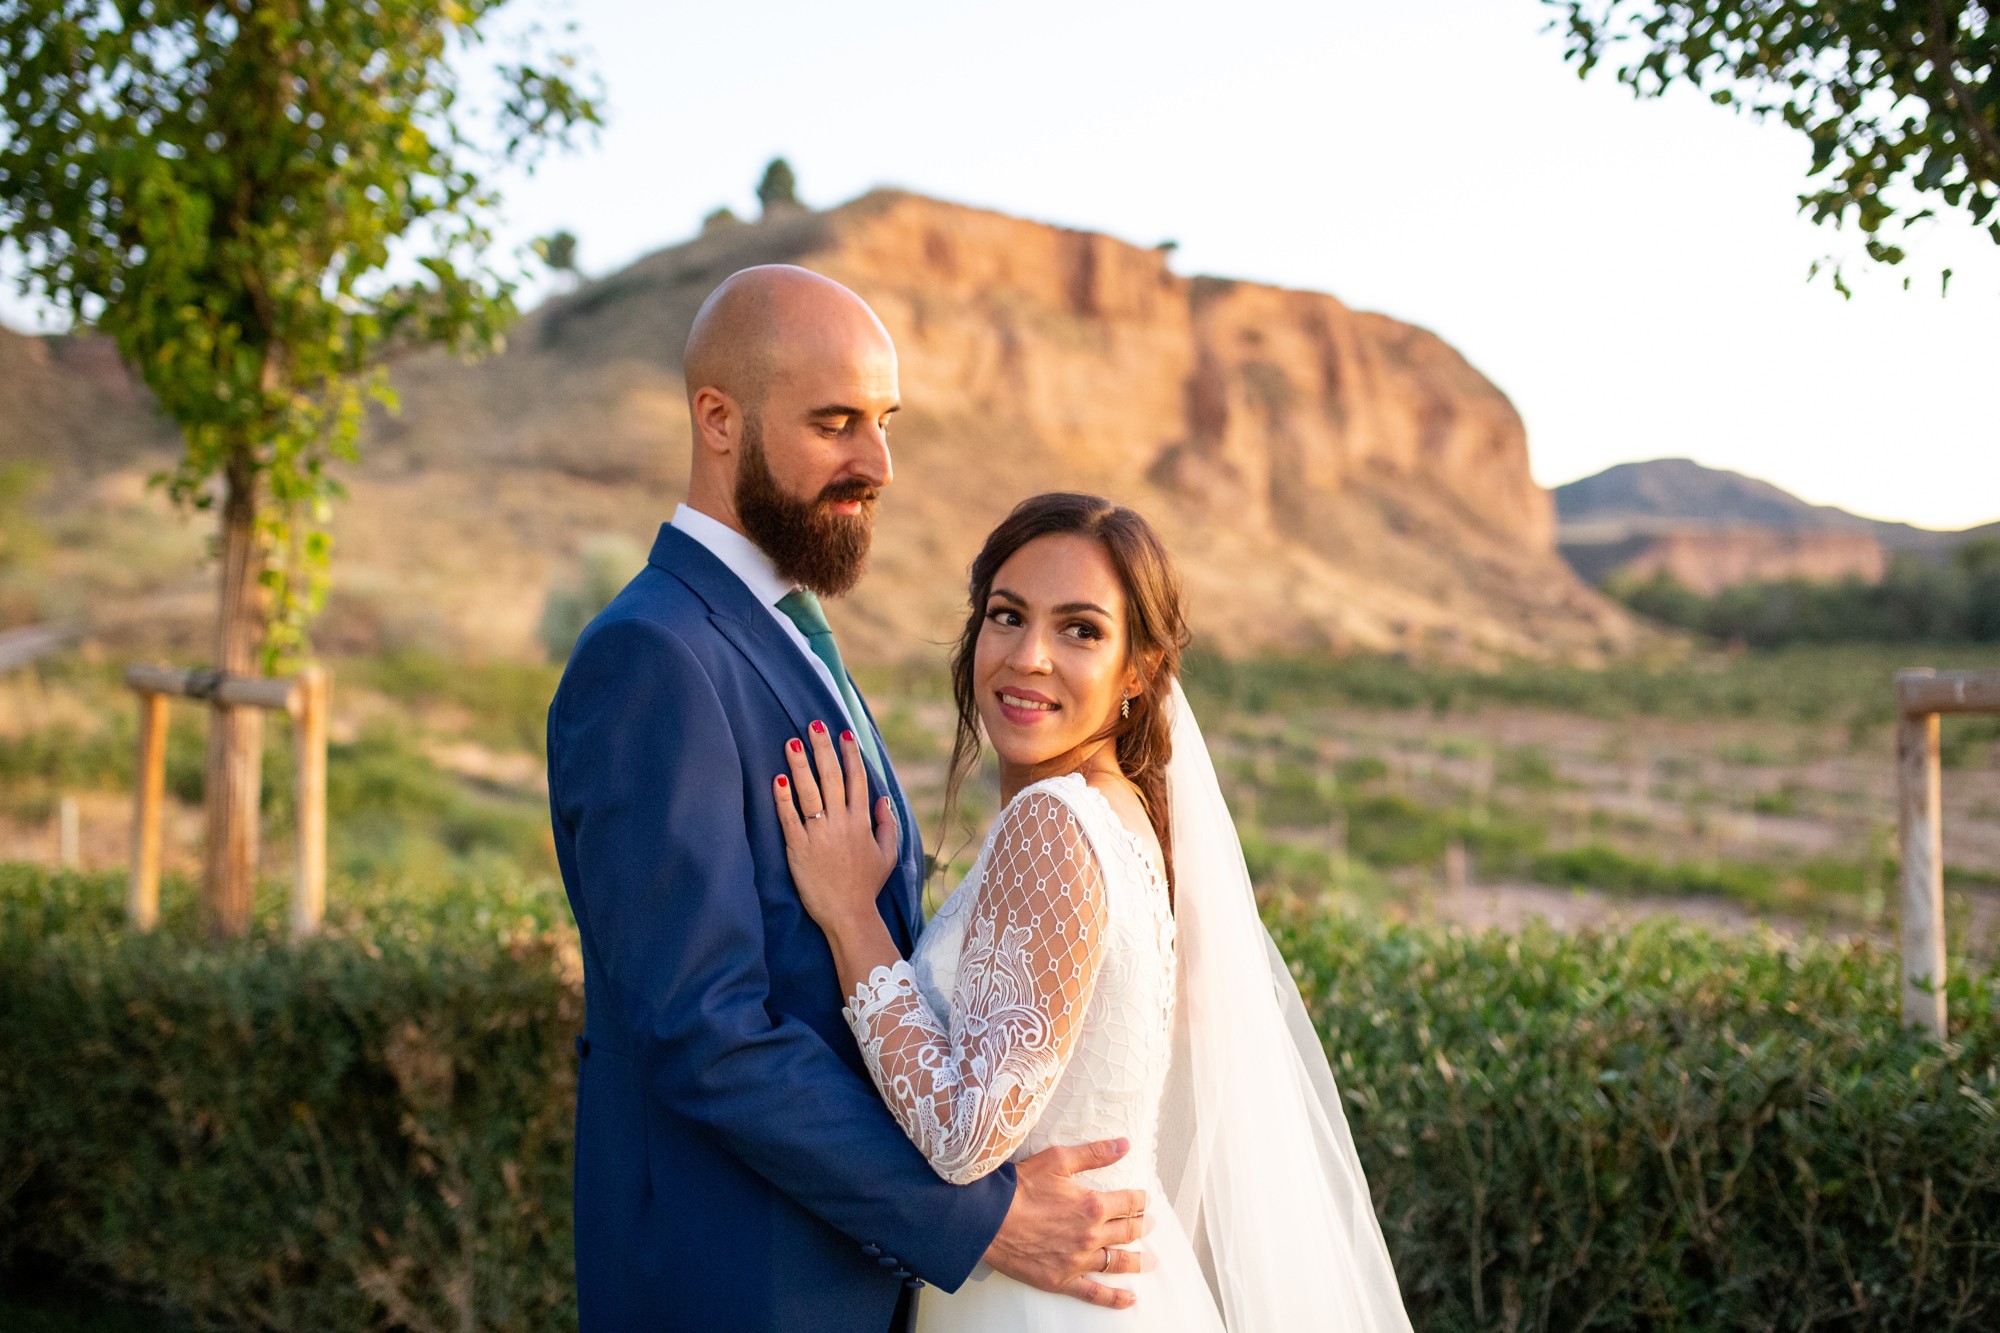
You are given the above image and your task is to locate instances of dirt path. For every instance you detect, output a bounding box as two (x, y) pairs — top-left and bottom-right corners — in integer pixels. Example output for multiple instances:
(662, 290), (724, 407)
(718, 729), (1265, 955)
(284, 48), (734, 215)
(1422, 878), (2000, 956)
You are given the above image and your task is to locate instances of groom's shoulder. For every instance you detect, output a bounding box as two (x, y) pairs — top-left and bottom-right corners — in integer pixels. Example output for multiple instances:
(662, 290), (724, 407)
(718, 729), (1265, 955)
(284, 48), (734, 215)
(567, 568), (718, 668)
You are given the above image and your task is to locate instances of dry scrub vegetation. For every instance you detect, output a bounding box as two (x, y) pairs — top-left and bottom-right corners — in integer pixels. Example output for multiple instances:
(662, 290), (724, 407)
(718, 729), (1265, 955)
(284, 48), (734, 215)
(6, 641), (1993, 955)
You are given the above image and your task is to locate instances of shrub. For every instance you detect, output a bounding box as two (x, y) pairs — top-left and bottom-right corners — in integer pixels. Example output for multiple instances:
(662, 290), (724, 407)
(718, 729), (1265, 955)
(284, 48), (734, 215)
(1180, 642), (1995, 727)
(5, 866), (2000, 1330)
(535, 536), (646, 669)
(0, 866), (579, 1332)
(340, 651), (564, 758)
(1611, 542), (2000, 648)
(1267, 903), (2000, 1331)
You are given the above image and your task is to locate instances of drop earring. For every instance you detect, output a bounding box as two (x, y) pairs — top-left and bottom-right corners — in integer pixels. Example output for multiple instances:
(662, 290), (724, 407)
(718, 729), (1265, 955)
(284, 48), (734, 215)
(1121, 696), (1131, 719)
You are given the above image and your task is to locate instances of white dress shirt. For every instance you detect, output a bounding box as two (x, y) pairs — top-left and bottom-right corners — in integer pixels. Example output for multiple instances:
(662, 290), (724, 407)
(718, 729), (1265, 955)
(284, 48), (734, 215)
(670, 503), (858, 732)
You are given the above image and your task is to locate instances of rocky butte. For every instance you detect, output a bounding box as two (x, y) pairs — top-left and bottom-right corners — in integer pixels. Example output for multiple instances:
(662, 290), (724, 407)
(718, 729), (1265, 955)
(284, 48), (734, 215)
(351, 190), (1635, 664)
(4, 190), (1638, 665)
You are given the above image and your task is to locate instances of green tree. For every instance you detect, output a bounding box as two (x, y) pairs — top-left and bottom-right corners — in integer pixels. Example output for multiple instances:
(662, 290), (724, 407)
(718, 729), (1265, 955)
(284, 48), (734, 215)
(757, 156), (799, 215)
(534, 227), (579, 279)
(1546, 1), (1999, 291)
(0, 1), (599, 935)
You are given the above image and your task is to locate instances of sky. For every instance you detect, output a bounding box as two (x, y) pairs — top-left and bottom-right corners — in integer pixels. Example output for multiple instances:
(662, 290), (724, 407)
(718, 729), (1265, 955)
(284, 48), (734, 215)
(7, 0), (1997, 529)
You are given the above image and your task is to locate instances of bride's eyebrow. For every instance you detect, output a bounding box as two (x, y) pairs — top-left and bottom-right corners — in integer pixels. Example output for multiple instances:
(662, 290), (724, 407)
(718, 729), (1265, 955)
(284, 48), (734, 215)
(987, 588), (1027, 607)
(1053, 601), (1110, 618)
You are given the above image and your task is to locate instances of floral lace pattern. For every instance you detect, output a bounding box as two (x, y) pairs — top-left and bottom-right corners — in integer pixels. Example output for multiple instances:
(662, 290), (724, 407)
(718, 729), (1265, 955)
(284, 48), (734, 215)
(843, 776), (1176, 1189)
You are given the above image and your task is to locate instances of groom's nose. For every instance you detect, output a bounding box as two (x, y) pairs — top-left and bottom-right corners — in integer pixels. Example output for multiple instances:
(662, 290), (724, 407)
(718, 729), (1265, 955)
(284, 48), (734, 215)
(842, 421), (893, 489)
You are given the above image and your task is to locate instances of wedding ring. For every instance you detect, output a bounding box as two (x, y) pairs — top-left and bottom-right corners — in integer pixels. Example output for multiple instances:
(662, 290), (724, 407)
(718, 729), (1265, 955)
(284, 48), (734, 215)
(807, 811), (826, 821)
(1100, 1246), (1112, 1273)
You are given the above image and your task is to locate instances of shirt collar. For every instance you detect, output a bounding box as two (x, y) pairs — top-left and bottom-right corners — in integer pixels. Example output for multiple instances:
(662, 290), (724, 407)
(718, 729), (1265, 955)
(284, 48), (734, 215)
(670, 503), (795, 611)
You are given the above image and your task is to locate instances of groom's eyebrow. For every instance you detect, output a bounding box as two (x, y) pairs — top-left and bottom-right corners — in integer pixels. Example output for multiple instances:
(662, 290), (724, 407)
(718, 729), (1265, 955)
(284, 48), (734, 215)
(807, 402), (900, 420)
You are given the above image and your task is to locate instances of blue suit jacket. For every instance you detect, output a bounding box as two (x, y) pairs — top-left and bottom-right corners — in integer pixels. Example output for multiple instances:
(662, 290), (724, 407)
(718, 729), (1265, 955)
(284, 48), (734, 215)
(548, 524), (1016, 1332)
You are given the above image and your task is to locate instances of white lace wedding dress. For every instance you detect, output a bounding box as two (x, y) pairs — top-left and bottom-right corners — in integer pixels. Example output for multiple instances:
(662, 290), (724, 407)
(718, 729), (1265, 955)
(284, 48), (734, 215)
(844, 772), (1227, 1331)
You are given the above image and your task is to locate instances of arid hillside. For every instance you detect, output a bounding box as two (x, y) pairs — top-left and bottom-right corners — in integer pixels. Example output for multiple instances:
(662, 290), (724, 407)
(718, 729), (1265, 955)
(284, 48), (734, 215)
(6, 190), (1638, 664)
(1562, 527), (1888, 595)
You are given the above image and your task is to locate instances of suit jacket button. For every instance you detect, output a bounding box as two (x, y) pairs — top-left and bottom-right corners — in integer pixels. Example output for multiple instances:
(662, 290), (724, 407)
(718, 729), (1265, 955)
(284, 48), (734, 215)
(877, 1256), (899, 1269)
(903, 1278), (925, 1291)
(861, 1243), (881, 1258)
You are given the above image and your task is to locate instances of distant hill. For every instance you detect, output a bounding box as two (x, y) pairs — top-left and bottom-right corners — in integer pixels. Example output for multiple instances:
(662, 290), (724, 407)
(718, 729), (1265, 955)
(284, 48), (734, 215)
(1555, 458), (1998, 590)
(1556, 457), (1998, 551)
(1555, 459), (1868, 533)
(3, 190), (1642, 664)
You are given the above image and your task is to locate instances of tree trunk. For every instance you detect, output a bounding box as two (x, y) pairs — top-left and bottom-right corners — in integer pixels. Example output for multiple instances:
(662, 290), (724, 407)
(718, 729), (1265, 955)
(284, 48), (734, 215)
(202, 457), (264, 939)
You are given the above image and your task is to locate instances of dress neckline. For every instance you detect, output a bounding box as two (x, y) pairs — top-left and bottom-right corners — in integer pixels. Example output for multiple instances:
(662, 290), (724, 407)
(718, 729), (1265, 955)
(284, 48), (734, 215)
(1027, 772), (1170, 896)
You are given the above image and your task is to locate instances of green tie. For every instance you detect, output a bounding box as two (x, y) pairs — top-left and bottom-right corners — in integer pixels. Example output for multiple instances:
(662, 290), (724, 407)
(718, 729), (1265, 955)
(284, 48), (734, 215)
(776, 589), (885, 782)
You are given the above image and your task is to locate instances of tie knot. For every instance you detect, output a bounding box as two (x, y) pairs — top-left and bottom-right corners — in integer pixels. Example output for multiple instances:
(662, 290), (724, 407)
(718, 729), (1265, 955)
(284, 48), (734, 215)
(776, 588), (832, 639)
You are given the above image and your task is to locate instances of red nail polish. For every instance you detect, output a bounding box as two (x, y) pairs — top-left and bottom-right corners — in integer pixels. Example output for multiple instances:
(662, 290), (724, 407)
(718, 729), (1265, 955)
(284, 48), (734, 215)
(841, 729), (855, 743)
(811, 720), (826, 734)
(776, 775), (788, 788)
(788, 739), (802, 754)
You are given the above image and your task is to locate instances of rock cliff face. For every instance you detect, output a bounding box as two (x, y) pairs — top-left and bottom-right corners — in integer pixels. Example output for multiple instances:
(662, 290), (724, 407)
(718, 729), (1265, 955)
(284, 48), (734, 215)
(354, 191), (1630, 662)
(5, 191), (1638, 663)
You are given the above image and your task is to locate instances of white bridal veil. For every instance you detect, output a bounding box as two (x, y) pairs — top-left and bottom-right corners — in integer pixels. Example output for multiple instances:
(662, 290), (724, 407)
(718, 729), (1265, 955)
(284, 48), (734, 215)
(1155, 681), (1414, 1331)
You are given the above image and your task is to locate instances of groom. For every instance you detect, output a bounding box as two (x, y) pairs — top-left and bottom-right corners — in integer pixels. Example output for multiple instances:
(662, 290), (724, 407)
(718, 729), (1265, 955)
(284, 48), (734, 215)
(548, 266), (1144, 1332)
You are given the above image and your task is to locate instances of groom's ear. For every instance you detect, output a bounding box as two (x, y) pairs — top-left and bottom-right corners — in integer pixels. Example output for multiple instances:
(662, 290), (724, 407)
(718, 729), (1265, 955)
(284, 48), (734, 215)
(690, 385), (743, 457)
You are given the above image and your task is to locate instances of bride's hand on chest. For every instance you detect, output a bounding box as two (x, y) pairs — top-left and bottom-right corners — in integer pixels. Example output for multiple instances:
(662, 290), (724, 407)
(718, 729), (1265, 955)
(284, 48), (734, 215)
(771, 719), (900, 933)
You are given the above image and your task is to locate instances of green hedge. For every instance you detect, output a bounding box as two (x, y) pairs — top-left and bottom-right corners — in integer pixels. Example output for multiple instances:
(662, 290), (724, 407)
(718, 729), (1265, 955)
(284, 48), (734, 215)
(0, 866), (579, 1332)
(4, 864), (1999, 1330)
(1274, 899), (2000, 1329)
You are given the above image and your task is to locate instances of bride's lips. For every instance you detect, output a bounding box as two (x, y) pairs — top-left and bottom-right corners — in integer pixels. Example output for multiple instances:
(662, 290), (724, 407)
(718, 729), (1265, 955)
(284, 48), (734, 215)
(994, 687), (1060, 727)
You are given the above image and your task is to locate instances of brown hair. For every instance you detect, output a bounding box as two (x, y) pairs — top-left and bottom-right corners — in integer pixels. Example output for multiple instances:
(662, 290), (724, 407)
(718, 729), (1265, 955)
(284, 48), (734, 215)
(941, 492), (1191, 897)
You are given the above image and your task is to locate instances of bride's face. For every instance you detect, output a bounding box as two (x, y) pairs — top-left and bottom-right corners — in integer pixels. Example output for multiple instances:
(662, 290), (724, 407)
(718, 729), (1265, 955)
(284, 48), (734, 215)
(973, 533), (1143, 772)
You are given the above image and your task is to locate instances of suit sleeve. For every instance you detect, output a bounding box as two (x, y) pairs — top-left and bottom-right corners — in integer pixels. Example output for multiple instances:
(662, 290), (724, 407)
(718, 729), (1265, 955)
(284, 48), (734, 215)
(551, 616), (1014, 1288)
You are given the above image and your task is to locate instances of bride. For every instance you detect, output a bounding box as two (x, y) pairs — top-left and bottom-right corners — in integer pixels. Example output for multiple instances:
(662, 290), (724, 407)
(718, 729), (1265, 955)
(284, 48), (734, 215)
(772, 492), (1413, 1331)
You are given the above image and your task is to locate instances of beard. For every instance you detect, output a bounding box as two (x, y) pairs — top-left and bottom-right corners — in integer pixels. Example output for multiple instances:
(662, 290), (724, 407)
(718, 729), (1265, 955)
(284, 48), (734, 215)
(734, 414), (879, 598)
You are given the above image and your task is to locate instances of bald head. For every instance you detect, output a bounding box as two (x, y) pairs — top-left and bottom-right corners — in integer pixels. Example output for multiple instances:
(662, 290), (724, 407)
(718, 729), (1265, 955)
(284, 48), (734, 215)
(679, 265), (900, 568)
(682, 265), (892, 416)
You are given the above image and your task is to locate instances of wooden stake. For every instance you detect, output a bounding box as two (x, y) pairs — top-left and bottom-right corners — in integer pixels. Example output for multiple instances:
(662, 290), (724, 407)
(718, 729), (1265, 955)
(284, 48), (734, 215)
(1445, 838), (1469, 897)
(128, 691), (169, 931)
(1896, 707), (1946, 1038)
(291, 666), (328, 938)
(57, 795), (80, 869)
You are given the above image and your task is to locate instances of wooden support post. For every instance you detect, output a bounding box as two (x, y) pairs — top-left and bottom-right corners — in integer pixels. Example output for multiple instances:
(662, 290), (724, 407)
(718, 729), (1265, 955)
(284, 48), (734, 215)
(1895, 674), (1947, 1039)
(128, 691), (169, 931)
(123, 663), (331, 940)
(291, 666), (329, 938)
(1885, 668), (2000, 1040)
(57, 795), (80, 869)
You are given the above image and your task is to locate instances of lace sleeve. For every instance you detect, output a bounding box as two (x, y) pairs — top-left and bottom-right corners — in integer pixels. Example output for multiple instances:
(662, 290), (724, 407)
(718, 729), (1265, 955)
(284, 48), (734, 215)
(842, 788), (1108, 1185)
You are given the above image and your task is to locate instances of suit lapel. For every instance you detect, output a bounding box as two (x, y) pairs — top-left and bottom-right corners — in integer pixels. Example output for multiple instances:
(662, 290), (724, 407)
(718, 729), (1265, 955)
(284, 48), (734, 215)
(651, 526), (920, 947)
(709, 612), (839, 749)
(851, 686), (926, 939)
(711, 614), (919, 947)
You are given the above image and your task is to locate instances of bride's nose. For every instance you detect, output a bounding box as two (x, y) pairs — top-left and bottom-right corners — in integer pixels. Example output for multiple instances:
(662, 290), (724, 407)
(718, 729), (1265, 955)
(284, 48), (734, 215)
(1006, 627), (1054, 675)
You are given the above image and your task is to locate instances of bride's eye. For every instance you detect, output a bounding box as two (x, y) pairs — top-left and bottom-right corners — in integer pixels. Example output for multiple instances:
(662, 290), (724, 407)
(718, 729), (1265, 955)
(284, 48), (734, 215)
(1063, 620), (1103, 642)
(985, 607), (1022, 628)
